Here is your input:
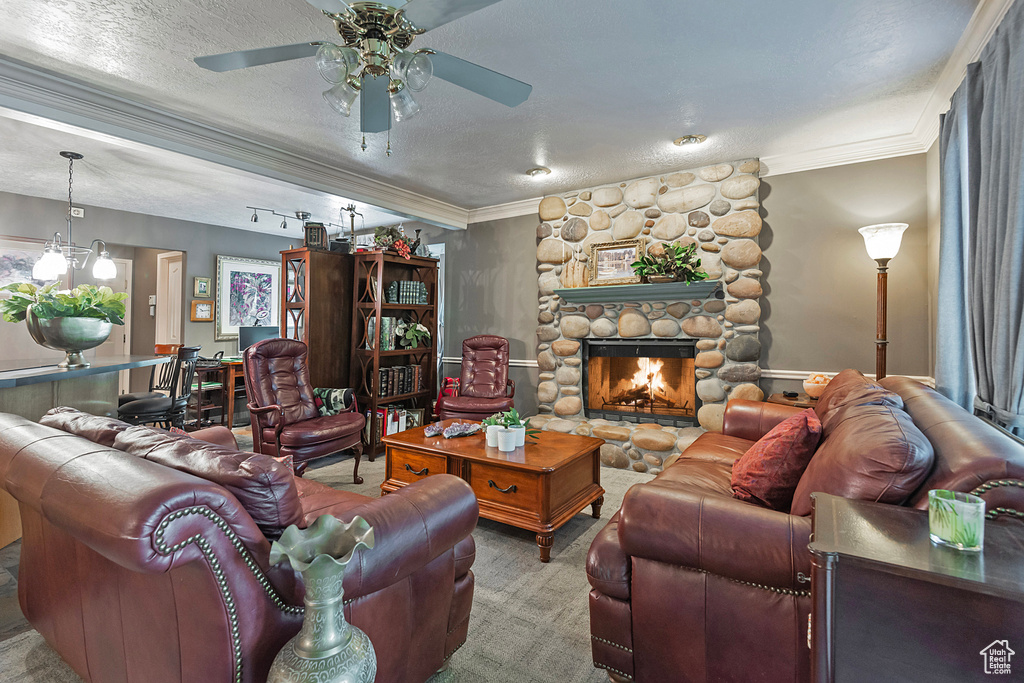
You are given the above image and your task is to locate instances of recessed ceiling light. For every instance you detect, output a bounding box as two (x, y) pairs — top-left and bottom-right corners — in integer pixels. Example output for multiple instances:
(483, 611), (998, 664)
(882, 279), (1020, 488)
(674, 134), (708, 146)
(526, 166), (551, 178)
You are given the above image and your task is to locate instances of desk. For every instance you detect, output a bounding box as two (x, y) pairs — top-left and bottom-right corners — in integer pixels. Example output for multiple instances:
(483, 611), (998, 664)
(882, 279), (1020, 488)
(809, 493), (1024, 682)
(192, 359), (246, 428)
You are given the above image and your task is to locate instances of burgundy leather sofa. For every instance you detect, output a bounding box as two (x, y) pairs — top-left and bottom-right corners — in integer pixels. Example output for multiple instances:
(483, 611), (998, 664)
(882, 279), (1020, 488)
(436, 335), (515, 420)
(0, 408), (478, 683)
(243, 338), (365, 482)
(587, 373), (1024, 682)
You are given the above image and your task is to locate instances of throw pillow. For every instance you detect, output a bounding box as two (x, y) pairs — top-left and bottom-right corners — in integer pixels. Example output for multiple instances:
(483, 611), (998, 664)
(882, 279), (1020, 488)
(731, 408), (823, 511)
(790, 402), (935, 516)
(312, 388), (356, 417)
(40, 407), (132, 448)
(113, 425), (303, 537)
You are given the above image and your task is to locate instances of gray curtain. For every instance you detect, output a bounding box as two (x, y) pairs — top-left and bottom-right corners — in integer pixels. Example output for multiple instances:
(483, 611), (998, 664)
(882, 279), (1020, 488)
(936, 65), (981, 409)
(968, 0), (1024, 435)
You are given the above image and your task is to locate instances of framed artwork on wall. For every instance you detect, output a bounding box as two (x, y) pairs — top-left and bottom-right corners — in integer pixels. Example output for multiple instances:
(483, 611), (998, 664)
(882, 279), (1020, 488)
(190, 299), (215, 322)
(588, 239), (644, 286)
(215, 255), (281, 341)
(194, 276), (212, 297)
(0, 235), (62, 288)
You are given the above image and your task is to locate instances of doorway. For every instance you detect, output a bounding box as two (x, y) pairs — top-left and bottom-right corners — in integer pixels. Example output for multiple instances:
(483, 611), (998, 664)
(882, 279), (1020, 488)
(93, 257), (133, 394)
(155, 251), (184, 346)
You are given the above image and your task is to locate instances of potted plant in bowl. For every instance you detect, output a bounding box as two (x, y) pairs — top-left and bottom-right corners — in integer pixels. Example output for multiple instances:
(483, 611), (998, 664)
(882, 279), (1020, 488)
(0, 282), (128, 368)
(372, 225), (412, 259)
(631, 242), (709, 284)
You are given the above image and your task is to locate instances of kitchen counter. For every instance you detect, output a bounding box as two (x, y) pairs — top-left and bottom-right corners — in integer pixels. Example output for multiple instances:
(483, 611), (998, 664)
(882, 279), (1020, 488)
(0, 355), (168, 389)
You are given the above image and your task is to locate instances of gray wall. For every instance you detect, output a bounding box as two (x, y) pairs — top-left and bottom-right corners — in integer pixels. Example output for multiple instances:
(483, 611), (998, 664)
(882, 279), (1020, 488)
(421, 216), (541, 417)
(0, 190), (295, 366)
(759, 154), (931, 394)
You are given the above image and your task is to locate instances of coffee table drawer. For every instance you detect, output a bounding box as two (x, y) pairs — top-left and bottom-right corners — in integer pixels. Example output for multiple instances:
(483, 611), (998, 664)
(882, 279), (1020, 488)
(389, 448), (446, 484)
(467, 462), (541, 513)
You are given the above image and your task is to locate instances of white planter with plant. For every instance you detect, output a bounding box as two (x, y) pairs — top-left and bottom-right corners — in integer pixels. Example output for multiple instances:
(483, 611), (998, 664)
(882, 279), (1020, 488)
(481, 414), (503, 447)
(1, 283), (128, 368)
(495, 427), (517, 452)
(500, 408), (538, 448)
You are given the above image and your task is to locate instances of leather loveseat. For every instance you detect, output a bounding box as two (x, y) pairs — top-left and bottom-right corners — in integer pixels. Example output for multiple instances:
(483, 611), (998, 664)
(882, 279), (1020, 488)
(0, 408), (478, 683)
(586, 372), (1024, 682)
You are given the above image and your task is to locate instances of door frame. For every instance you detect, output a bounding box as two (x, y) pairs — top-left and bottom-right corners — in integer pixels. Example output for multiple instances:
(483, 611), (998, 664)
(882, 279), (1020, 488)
(155, 251), (184, 346)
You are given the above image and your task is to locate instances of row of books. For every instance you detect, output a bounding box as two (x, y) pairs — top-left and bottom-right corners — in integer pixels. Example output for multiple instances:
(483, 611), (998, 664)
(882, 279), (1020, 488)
(364, 406), (410, 444)
(379, 365), (422, 397)
(365, 316), (402, 350)
(386, 280), (429, 304)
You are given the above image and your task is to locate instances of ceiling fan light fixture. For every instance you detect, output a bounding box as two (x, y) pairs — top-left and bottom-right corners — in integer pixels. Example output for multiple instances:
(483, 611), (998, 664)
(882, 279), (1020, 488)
(323, 76), (362, 117)
(389, 79), (421, 122)
(392, 50), (433, 92)
(673, 134), (708, 147)
(526, 166), (551, 178)
(315, 43), (350, 84)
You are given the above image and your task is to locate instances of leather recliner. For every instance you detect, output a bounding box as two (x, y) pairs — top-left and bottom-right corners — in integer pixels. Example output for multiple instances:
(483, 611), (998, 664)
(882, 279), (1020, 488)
(243, 338), (365, 482)
(436, 335), (515, 420)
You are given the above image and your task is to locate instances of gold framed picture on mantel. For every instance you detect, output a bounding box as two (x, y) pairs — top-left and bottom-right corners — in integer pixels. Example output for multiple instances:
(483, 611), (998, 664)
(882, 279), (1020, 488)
(588, 239), (644, 286)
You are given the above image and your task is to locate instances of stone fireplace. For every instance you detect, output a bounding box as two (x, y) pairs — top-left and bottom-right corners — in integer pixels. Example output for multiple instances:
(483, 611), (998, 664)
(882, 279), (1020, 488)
(530, 159), (767, 473)
(583, 339), (698, 425)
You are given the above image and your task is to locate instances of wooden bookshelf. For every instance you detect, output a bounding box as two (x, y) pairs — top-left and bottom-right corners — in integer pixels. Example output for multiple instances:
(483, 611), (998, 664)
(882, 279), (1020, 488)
(350, 251), (438, 457)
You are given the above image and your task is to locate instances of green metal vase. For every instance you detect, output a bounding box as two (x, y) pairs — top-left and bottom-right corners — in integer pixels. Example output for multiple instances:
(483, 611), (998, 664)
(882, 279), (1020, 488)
(268, 515), (377, 683)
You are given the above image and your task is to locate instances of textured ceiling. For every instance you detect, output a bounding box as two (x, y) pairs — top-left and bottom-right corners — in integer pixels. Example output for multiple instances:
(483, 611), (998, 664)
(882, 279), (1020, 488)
(0, 114), (407, 235)
(0, 0), (980, 215)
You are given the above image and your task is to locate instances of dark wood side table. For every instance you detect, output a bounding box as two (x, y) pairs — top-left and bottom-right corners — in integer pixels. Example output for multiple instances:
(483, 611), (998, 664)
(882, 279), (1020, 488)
(767, 392), (818, 409)
(809, 493), (1024, 683)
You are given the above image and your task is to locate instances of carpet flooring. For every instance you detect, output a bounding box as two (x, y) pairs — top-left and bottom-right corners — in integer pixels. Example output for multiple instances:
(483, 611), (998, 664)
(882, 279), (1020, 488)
(0, 437), (651, 683)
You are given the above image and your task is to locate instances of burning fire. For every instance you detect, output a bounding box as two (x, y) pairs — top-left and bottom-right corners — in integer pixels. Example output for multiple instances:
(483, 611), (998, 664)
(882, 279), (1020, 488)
(632, 358), (666, 398)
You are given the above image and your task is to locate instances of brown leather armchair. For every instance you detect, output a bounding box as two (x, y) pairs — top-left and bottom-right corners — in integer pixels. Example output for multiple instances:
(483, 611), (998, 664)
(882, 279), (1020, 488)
(436, 335), (515, 420)
(243, 338), (365, 482)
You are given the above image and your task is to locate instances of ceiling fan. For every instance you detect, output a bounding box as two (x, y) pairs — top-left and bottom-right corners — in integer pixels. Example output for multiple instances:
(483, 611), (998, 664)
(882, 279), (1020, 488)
(194, 0), (532, 153)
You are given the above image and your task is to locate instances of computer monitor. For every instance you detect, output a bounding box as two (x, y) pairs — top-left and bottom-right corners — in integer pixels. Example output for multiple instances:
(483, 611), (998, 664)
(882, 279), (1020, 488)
(238, 326), (281, 354)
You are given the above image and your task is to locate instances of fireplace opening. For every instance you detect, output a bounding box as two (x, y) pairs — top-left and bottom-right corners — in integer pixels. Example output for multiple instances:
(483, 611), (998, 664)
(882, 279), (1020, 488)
(582, 340), (698, 426)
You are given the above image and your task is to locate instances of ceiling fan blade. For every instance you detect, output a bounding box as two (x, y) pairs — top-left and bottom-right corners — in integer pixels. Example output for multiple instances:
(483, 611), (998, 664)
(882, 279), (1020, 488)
(426, 50), (532, 107)
(305, 0), (354, 16)
(194, 42), (320, 72)
(361, 74), (392, 133)
(401, 0), (502, 32)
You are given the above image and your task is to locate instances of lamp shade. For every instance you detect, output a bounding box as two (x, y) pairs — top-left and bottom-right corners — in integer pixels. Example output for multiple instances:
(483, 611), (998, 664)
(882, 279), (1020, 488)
(323, 77), (362, 117)
(32, 247), (68, 281)
(858, 223), (908, 261)
(92, 251), (116, 280)
(388, 80), (420, 122)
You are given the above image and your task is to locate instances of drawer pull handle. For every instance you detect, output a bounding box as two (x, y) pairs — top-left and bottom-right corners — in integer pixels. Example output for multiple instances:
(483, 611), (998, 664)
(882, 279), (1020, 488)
(488, 480), (517, 494)
(405, 463), (429, 476)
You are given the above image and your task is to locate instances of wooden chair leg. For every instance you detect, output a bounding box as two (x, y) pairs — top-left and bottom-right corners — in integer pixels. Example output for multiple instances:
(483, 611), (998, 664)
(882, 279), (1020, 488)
(352, 442), (364, 485)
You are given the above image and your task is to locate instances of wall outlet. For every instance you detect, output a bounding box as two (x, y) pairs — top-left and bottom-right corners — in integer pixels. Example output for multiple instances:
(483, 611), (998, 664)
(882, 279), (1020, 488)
(70, 206), (85, 218)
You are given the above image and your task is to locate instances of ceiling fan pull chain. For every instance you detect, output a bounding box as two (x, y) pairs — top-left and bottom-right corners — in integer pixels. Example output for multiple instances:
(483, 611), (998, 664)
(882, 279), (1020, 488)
(386, 127), (392, 157)
(361, 134), (367, 152)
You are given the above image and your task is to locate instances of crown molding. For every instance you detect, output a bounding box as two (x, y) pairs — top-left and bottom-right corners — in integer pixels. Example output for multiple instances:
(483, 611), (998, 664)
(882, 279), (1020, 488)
(762, 0), (1012, 178)
(0, 57), (470, 230)
(467, 196), (541, 224)
(911, 0), (1016, 150)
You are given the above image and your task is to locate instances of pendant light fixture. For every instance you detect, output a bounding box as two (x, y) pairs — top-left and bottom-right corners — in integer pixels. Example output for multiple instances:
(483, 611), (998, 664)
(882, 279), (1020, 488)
(32, 151), (116, 282)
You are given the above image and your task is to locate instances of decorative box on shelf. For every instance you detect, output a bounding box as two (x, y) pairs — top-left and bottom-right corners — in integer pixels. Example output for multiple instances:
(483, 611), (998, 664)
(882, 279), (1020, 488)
(552, 280), (722, 303)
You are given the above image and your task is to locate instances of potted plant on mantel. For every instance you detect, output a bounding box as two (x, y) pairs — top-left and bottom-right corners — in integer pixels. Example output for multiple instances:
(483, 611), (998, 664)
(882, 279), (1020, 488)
(630, 242), (709, 284)
(0, 282), (128, 368)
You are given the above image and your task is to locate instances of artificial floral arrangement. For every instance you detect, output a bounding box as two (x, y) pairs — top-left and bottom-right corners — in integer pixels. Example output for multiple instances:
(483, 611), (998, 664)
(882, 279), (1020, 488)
(630, 241), (709, 283)
(373, 225), (412, 259)
(395, 320), (431, 349)
(0, 282), (128, 325)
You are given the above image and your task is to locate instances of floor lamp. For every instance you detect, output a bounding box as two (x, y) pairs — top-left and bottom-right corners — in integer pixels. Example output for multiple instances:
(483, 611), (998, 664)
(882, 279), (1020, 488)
(858, 223), (908, 380)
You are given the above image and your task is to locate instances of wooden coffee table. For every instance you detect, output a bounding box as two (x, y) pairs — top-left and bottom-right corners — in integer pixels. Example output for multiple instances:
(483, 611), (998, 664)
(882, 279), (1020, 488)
(381, 420), (605, 562)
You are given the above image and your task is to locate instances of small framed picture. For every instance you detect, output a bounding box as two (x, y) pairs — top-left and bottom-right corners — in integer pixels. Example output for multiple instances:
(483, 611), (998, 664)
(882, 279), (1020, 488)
(191, 299), (215, 322)
(588, 239), (644, 286)
(406, 408), (425, 429)
(194, 276), (212, 297)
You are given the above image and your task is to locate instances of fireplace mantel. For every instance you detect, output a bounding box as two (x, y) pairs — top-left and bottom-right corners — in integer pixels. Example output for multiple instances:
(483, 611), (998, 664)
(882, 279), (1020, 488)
(553, 280), (722, 303)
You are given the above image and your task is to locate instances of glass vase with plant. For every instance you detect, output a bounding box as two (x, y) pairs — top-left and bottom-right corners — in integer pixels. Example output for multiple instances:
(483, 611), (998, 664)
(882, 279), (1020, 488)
(394, 320), (431, 349)
(630, 242), (709, 283)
